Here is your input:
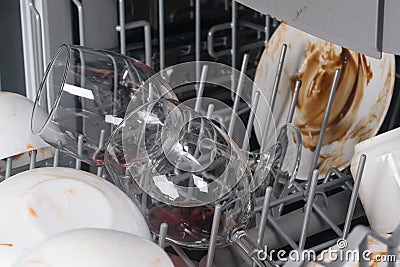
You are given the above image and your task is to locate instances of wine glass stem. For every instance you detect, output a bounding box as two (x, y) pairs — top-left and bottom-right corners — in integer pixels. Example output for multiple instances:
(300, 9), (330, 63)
(232, 230), (276, 267)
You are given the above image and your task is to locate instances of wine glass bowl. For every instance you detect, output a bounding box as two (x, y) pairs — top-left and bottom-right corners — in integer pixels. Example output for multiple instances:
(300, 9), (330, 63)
(105, 98), (254, 248)
(31, 44), (176, 166)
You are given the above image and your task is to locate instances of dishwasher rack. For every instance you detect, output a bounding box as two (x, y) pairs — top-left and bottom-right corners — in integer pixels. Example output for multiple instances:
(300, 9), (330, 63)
(0, 63), (374, 266)
(16, 0), (400, 266)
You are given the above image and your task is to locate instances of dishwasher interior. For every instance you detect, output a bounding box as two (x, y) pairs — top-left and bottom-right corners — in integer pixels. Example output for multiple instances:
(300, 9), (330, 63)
(5, 0), (400, 266)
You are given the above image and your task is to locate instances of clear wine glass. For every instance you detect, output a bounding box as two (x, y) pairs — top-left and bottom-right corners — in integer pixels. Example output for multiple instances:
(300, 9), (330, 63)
(31, 44), (176, 166)
(105, 98), (254, 248)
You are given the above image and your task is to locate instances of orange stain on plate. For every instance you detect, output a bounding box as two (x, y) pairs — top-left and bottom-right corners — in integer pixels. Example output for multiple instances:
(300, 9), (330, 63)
(151, 258), (161, 267)
(28, 207), (38, 217)
(0, 243), (13, 247)
(67, 189), (75, 195)
(26, 144), (34, 150)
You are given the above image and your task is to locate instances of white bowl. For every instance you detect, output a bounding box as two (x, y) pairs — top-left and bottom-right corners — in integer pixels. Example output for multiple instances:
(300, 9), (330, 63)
(351, 127), (400, 234)
(253, 23), (395, 180)
(13, 228), (173, 267)
(0, 167), (151, 267)
(0, 92), (53, 171)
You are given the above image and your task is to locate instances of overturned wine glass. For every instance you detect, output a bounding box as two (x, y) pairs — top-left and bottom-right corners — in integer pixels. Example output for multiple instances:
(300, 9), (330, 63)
(31, 44), (177, 166)
(105, 98), (253, 245)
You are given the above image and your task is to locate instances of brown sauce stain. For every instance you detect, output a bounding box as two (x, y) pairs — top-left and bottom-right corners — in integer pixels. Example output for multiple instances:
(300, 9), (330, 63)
(28, 206), (38, 217)
(0, 243), (13, 247)
(291, 40), (377, 174)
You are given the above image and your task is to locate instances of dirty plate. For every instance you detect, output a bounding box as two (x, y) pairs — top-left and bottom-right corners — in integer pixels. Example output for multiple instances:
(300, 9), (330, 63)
(13, 228), (174, 267)
(0, 92), (53, 171)
(0, 167), (151, 267)
(253, 23), (395, 180)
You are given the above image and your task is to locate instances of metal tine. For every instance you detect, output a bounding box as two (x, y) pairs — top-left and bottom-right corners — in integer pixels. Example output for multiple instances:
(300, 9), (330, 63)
(306, 68), (341, 189)
(29, 150), (37, 169)
(109, 54), (118, 134)
(286, 80), (301, 124)
(75, 134), (84, 170)
(28, 0), (45, 93)
(359, 236), (369, 267)
(275, 80), (301, 215)
(194, 65), (209, 112)
(242, 91), (260, 151)
(144, 22), (152, 66)
(148, 82), (154, 101)
(186, 64), (207, 136)
(231, 0), (237, 67)
(206, 204), (222, 267)
(264, 16), (270, 45)
(72, 1), (86, 135)
(5, 157), (12, 179)
(140, 173), (149, 207)
(186, 104), (215, 201)
(323, 167), (346, 183)
(181, 66), (209, 195)
(206, 104), (215, 119)
(195, 0), (201, 83)
(171, 244), (196, 267)
(118, 0), (126, 54)
(260, 44), (287, 153)
(207, 104), (217, 160)
(299, 169), (319, 250)
(292, 181), (343, 236)
(257, 187), (273, 245)
(97, 129), (106, 177)
(77, 48), (87, 135)
(158, 0), (165, 70)
(342, 154), (366, 239)
(230, 0), (237, 100)
(72, 0), (85, 45)
(267, 214), (299, 250)
(252, 187), (273, 267)
(53, 140), (62, 167)
(194, 104), (214, 158)
(228, 53), (249, 137)
(158, 222), (168, 248)
(344, 180), (353, 191)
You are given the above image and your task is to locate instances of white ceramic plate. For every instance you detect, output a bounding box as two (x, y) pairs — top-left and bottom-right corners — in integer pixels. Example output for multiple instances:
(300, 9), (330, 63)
(0, 92), (53, 170)
(13, 228), (173, 267)
(253, 23), (395, 179)
(351, 126), (400, 234)
(0, 167), (151, 267)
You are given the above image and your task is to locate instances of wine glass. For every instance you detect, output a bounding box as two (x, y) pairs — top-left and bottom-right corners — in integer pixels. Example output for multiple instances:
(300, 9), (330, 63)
(31, 44), (176, 166)
(105, 98), (254, 248)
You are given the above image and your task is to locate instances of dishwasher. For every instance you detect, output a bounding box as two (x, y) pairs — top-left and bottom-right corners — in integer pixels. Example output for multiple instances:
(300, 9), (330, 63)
(2, 0), (400, 266)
